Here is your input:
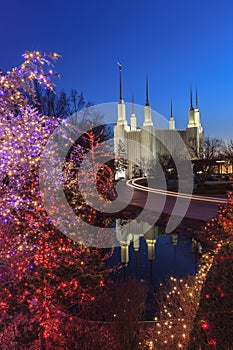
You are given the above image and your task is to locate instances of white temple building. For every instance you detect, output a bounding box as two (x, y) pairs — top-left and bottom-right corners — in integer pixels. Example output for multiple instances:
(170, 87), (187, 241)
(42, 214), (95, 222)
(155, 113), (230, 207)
(114, 64), (204, 179)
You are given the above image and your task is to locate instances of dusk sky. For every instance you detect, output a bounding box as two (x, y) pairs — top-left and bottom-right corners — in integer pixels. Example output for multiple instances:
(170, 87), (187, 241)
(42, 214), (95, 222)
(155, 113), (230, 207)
(1, 0), (233, 139)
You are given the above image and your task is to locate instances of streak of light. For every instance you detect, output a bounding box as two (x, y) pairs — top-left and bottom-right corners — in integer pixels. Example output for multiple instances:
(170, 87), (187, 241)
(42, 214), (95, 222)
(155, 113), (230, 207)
(126, 177), (227, 204)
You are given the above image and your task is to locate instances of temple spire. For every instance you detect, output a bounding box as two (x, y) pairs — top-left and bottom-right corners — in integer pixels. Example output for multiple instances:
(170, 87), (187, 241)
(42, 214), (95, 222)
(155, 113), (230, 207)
(195, 85), (199, 109)
(116, 61), (123, 102)
(145, 75), (150, 106)
(143, 75), (153, 127)
(169, 99), (175, 130)
(115, 61), (128, 128)
(132, 91), (135, 114)
(188, 85), (196, 128)
(190, 85), (193, 110)
(130, 91), (137, 131)
(194, 85), (202, 131)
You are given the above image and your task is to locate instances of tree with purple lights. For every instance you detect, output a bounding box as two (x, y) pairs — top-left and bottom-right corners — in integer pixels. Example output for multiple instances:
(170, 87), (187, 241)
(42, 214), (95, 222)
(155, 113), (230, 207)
(0, 51), (60, 197)
(0, 51), (60, 114)
(0, 52), (114, 349)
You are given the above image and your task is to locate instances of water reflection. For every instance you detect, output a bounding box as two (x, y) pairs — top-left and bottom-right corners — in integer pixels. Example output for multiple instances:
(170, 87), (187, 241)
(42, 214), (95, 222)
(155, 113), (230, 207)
(108, 219), (202, 286)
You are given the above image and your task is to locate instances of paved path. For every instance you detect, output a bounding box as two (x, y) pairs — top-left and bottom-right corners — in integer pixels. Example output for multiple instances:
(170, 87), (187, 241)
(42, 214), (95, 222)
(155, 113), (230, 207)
(122, 178), (227, 222)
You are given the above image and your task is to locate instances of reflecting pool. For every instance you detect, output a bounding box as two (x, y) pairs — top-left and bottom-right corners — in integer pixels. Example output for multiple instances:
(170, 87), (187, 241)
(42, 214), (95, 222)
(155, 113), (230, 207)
(107, 219), (202, 287)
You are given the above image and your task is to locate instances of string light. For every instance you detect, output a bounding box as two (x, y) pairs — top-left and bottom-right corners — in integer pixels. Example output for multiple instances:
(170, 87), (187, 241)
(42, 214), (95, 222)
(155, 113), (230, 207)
(143, 190), (233, 349)
(0, 52), (114, 349)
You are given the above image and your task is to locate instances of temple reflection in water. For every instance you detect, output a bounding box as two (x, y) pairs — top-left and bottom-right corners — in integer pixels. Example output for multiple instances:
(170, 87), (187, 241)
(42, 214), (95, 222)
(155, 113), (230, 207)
(117, 219), (156, 265)
(109, 219), (202, 284)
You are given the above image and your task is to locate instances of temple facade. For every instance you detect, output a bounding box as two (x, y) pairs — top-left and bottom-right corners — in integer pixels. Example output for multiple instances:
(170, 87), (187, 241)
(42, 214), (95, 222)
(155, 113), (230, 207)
(114, 64), (204, 179)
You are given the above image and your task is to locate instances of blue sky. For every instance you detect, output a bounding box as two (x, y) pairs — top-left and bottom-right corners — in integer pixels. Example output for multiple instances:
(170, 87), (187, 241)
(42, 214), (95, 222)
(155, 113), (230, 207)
(1, 0), (233, 139)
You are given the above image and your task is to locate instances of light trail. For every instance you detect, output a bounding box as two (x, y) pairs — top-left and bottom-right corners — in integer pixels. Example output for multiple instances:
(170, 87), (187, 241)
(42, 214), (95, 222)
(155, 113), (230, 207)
(126, 177), (227, 204)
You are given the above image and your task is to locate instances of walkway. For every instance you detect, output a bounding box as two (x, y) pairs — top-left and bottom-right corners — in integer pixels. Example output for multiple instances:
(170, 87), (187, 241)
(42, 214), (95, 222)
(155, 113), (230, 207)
(124, 178), (227, 222)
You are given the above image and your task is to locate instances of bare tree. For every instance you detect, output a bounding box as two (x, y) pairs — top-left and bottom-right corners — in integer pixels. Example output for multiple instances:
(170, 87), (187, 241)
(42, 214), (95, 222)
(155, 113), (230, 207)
(69, 88), (79, 114)
(223, 139), (233, 173)
(189, 137), (224, 177)
(32, 85), (93, 118)
(69, 89), (90, 114)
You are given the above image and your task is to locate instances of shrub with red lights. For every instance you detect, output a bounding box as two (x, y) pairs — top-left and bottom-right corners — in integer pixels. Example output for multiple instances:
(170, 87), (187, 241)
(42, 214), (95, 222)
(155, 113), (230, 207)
(187, 193), (233, 349)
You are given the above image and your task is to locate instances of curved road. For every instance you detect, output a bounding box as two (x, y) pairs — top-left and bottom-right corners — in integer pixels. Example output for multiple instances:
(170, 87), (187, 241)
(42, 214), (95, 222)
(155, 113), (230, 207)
(124, 177), (227, 222)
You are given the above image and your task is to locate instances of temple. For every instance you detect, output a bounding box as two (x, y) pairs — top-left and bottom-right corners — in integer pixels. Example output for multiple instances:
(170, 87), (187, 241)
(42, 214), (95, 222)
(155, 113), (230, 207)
(114, 64), (204, 179)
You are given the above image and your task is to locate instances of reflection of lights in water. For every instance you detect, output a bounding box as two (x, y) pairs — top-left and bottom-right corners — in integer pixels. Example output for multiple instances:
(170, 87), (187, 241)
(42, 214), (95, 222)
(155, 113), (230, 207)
(110, 219), (202, 289)
(116, 219), (159, 265)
